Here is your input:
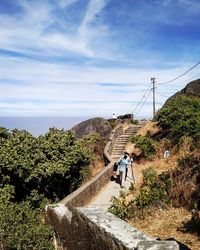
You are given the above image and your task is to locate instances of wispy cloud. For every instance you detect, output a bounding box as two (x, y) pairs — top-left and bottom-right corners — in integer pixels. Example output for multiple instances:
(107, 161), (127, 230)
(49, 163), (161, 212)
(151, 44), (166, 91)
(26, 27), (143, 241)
(0, 0), (200, 118)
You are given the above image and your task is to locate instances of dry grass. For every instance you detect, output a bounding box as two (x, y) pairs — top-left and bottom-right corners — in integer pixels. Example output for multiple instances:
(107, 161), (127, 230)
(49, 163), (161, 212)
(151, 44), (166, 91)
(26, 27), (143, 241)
(90, 160), (104, 177)
(125, 121), (200, 249)
(131, 207), (200, 250)
(137, 121), (160, 136)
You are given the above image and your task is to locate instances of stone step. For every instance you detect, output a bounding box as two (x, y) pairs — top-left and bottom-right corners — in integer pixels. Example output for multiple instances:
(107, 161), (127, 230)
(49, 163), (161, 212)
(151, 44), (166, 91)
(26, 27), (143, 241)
(115, 141), (129, 144)
(113, 146), (125, 149)
(116, 137), (128, 140)
(111, 124), (146, 160)
(115, 139), (129, 142)
(115, 140), (128, 143)
(112, 154), (123, 157)
(112, 151), (124, 154)
(113, 148), (124, 150)
(112, 147), (124, 150)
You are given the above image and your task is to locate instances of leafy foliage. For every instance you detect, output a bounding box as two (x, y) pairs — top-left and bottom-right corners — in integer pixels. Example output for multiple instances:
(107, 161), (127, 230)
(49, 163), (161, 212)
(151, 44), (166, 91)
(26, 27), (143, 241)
(109, 168), (172, 220)
(0, 127), (92, 249)
(135, 168), (172, 208)
(78, 132), (105, 161)
(131, 119), (139, 125)
(155, 95), (200, 145)
(0, 128), (90, 201)
(0, 199), (53, 250)
(129, 135), (157, 159)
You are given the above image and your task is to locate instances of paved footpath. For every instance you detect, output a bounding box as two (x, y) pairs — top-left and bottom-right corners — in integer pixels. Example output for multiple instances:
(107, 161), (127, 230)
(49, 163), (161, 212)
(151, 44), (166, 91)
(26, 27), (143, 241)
(89, 166), (135, 210)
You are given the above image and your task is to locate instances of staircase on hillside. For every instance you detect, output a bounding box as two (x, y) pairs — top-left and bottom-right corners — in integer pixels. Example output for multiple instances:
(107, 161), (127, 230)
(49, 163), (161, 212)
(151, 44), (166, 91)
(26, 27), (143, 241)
(111, 124), (143, 161)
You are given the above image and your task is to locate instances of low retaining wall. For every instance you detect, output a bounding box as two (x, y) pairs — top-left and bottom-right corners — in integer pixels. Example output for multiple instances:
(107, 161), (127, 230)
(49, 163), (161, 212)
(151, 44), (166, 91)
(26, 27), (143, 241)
(60, 162), (115, 207)
(60, 125), (123, 207)
(46, 204), (179, 250)
(104, 125), (123, 163)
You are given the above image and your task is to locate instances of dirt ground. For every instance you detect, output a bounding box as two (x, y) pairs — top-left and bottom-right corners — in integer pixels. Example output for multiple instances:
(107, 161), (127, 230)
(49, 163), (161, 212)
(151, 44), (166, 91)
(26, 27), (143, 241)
(131, 207), (200, 250)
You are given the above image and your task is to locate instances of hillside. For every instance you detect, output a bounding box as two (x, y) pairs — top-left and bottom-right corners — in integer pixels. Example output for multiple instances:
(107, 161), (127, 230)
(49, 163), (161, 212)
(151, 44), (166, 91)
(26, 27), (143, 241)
(109, 80), (200, 249)
(163, 78), (200, 106)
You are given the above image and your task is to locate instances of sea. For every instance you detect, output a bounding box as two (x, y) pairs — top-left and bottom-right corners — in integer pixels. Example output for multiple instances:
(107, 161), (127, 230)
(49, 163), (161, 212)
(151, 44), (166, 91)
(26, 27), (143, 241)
(0, 117), (90, 136)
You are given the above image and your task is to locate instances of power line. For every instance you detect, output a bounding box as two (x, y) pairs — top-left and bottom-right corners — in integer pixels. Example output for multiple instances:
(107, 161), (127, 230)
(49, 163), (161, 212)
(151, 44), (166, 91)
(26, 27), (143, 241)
(165, 72), (200, 86)
(157, 59), (200, 85)
(134, 87), (152, 117)
(131, 82), (152, 115)
(156, 90), (170, 98)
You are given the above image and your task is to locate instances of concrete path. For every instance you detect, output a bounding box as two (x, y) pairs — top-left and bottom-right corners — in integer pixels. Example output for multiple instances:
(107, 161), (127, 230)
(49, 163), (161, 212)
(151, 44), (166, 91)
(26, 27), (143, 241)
(89, 124), (145, 210)
(89, 166), (135, 210)
(89, 124), (138, 210)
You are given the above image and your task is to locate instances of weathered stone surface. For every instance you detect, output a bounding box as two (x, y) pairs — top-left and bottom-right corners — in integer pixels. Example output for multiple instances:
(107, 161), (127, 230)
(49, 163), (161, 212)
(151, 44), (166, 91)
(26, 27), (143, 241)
(137, 240), (179, 250)
(46, 204), (179, 250)
(72, 117), (112, 139)
(79, 206), (154, 249)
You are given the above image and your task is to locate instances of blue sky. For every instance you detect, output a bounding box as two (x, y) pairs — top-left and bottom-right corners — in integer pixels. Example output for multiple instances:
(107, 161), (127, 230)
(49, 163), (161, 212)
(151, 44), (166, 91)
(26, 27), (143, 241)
(0, 0), (200, 119)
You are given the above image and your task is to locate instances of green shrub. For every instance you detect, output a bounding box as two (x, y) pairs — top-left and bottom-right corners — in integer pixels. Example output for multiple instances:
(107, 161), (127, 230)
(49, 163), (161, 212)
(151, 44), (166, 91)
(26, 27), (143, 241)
(0, 127), (92, 249)
(129, 135), (157, 159)
(108, 192), (135, 219)
(0, 200), (54, 250)
(108, 119), (116, 129)
(155, 95), (200, 145)
(135, 168), (172, 208)
(109, 167), (172, 220)
(131, 120), (139, 125)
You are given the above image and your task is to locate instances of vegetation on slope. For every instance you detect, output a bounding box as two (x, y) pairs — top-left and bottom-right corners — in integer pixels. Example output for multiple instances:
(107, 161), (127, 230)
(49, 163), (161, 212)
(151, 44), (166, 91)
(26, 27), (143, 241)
(109, 94), (200, 247)
(155, 95), (200, 146)
(0, 127), (103, 249)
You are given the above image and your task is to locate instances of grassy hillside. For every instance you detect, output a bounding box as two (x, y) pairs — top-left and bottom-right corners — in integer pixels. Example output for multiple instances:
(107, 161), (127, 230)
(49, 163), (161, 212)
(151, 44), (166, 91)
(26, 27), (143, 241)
(109, 92), (200, 249)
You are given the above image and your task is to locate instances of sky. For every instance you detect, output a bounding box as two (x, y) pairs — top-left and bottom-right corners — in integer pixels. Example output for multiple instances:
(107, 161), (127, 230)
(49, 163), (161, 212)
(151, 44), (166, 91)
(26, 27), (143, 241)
(0, 0), (200, 119)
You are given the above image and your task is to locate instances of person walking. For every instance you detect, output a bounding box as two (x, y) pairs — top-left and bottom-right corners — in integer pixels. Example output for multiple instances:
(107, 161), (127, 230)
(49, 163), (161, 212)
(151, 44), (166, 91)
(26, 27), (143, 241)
(117, 154), (130, 188)
(123, 152), (132, 181)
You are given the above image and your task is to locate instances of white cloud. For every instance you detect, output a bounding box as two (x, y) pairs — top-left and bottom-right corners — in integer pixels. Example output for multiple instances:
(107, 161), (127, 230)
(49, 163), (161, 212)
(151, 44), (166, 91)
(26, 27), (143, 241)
(1, 55), (198, 117)
(0, 0), (199, 118)
(59, 0), (80, 8)
(0, 0), (111, 60)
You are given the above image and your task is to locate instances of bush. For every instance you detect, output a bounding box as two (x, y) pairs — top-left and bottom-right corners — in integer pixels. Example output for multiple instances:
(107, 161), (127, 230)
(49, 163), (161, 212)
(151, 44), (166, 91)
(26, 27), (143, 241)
(0, 200), (54, 250)
(109, 167), (172, 220)
(155, 95), (200, 145)
(0, 127), (92, 248)
(131, 120), (139, 125)
(129, 135), (157, 159)
(135, 168), (172, 208)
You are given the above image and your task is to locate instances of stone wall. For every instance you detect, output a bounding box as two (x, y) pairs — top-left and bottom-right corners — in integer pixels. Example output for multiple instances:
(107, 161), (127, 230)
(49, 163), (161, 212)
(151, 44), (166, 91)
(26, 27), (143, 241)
(60, 125), (123, 207)
(46, 204), (179, 250)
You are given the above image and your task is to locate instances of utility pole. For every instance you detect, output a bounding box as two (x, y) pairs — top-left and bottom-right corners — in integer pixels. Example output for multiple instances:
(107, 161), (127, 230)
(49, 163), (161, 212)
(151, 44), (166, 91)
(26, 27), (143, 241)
(151, 77), (156, 118)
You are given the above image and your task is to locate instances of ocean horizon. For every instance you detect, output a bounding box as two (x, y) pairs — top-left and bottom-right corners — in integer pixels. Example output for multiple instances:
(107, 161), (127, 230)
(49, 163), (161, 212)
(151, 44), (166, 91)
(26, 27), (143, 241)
(0, 116), (93, 136)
